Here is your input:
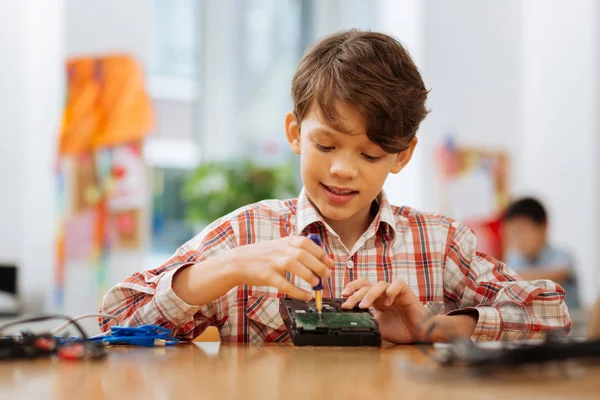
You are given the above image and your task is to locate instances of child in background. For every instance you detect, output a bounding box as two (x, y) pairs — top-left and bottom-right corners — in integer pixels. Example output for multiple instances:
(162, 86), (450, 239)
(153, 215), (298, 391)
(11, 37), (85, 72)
(502, 197), (580, 310)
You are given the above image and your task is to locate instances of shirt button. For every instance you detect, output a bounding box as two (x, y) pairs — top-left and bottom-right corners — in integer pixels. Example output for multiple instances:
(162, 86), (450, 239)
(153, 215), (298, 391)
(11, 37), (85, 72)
(346, 260), (354, 269)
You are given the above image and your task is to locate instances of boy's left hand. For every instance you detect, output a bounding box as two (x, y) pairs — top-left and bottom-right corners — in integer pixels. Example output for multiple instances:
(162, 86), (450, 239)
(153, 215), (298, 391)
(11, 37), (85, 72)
(341, 278), (478, 344)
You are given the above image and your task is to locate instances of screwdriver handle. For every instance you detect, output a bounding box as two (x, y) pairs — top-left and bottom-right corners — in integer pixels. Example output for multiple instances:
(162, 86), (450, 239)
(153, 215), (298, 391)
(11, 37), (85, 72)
(308, 234), (324, 290)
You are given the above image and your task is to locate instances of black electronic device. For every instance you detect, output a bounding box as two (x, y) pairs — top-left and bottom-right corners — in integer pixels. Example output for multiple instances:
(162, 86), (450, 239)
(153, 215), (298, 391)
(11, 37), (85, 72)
(0, 264), (19, 316)
(279, 298), (381, 347)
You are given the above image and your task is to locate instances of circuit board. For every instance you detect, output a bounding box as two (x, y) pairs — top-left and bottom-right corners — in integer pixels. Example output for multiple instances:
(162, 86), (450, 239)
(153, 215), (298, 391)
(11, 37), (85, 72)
(279, 298), (381, 346)
(294, 312), (378, 330)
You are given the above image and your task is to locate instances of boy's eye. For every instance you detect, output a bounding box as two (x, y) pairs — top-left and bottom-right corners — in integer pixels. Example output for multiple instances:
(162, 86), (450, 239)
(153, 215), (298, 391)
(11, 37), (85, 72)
(314, 142), (334, 152)
(362, 153), (383, 162)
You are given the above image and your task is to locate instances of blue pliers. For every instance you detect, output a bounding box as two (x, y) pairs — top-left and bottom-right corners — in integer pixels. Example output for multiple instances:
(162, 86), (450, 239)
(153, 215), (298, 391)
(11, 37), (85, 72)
(90, 325), (180, 347)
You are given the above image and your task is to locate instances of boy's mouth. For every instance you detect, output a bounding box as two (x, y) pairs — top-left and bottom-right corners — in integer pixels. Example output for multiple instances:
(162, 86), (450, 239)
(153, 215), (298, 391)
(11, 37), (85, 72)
(322, 184), (358, 195)
(321, 183), (359, 203)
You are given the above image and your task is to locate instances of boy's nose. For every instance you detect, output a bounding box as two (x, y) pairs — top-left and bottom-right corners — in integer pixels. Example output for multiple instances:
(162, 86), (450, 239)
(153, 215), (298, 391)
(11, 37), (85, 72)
(330, 157), (358, 179)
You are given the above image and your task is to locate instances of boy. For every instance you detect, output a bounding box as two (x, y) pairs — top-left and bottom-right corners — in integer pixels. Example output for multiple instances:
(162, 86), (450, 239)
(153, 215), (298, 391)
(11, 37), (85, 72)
(100, 30), (570, 343)
(502, 197), (580, 310)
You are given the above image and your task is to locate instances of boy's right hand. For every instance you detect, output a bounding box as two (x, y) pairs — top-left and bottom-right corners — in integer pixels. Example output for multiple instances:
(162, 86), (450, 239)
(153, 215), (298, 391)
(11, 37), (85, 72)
(229, 236), (334, 300)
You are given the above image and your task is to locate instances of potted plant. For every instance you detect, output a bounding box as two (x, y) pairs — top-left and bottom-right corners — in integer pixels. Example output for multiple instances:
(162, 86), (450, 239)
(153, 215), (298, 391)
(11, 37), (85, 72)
(181, 158), (300, 228)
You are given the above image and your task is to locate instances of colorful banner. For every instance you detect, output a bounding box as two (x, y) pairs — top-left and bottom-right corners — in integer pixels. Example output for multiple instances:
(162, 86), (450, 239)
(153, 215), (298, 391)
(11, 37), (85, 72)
(55, 56), (154, 310)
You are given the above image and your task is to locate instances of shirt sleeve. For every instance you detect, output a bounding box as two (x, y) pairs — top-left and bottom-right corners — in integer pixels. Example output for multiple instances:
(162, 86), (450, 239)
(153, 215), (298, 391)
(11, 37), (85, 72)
(542, 247), (580, 308)
(443, 221), (572, 341)
(98, 218), (238, 340)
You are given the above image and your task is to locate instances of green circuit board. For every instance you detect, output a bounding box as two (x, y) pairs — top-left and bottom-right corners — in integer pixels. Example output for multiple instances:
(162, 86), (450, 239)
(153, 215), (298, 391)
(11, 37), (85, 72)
(294, 312), (377, 330)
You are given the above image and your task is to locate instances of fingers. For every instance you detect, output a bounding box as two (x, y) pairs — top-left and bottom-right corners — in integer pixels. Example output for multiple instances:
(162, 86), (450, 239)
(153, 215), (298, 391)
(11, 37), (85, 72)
(341, 286), (370, 309)
(341, 278), (372, 296)
(386, 278), (419, 307)
(289, 236), (335, 269)
(293, 248), (331, 280)
(357, 281), (390, 308)
(286, 259), (321, 287)
(340, 278), (414, 309)
(383, 279), (403, 307)
(268, 274), (312, 301)
(284, 236), (333, 282)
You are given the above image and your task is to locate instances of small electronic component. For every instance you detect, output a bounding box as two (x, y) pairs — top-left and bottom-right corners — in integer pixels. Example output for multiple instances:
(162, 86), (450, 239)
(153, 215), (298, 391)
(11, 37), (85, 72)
(280, 298), (381, 347)
(0, 332), (107, 361)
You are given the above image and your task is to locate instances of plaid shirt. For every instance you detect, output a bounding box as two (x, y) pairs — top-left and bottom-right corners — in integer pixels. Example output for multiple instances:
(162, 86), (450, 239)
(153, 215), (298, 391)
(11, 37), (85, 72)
(100, 189), (571, 343)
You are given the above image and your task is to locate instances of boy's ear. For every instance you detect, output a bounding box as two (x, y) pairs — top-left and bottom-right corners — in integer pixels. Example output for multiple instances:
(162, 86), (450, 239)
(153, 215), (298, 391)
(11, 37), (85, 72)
(390, 137), (418, 174)
(285, 112), (301, 155)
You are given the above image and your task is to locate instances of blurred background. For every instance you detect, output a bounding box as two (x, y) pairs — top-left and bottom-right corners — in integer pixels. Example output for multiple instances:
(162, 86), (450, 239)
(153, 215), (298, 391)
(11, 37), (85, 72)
(0, 0), (598, 334)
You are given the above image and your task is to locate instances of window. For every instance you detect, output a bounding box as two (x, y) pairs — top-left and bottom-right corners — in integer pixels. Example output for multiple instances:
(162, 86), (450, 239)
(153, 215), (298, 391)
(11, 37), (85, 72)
(147, 0), (203, 257)
(151, 0), (199, 77)
(146, 0), (313, 257)
(150, 167), (195, 254)
(150, 0), (201, 98)
(236, 0), (312, 163)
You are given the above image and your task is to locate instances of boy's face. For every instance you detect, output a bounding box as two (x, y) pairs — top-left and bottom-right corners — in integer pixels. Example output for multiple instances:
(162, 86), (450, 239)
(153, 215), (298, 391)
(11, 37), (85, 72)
(503, 217), (547, 259)
(285, 101), (416, 228)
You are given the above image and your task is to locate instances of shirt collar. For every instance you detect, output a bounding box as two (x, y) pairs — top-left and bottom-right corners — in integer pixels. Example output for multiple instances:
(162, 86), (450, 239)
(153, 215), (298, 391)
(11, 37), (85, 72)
(295, 187), (323, 235)
(295, 187), (397, 239)
(371, 190), (397, 239)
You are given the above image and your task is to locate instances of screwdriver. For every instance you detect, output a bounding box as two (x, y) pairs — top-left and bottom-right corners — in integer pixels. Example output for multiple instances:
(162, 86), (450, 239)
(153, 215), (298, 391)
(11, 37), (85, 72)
(307, 234), (324, 317)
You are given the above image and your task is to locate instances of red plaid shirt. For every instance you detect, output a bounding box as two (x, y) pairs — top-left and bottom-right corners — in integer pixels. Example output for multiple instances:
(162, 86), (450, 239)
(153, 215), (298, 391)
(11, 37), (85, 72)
(99, 189), (571, 343)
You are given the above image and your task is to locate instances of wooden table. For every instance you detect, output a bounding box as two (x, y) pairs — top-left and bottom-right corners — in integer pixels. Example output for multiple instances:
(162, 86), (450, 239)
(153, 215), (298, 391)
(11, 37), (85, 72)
(1, 342), (598, 400)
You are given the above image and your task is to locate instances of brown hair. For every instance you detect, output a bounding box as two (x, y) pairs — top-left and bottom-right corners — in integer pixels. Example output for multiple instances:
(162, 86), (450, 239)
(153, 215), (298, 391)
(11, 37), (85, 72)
(291, 30), (429, 153)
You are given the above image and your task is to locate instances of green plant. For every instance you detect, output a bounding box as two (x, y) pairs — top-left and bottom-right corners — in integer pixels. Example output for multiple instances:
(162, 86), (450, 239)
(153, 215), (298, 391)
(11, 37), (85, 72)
(181, 158), (300, 225)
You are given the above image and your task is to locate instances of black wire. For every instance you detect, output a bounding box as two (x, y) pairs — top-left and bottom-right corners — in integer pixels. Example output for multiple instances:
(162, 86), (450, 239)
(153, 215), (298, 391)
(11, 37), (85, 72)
(0, 314), (88, 339)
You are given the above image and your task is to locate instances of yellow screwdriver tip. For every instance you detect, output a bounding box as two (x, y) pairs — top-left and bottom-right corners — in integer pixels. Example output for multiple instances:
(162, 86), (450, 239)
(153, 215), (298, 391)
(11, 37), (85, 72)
(315, 289), (323, 317)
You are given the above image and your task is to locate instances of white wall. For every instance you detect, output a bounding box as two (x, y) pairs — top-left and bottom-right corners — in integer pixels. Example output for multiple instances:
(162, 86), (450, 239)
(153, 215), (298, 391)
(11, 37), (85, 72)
(314, 0), (378, 37)
(420, 0), (524, 212)
(378, 0), (426, 211)
(0, 0), (64, 312)
(66, 0), (151, 65)
(199, 0), (242, 161)
(519, 0), (599, 304)
(0, 2), (26, 266)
